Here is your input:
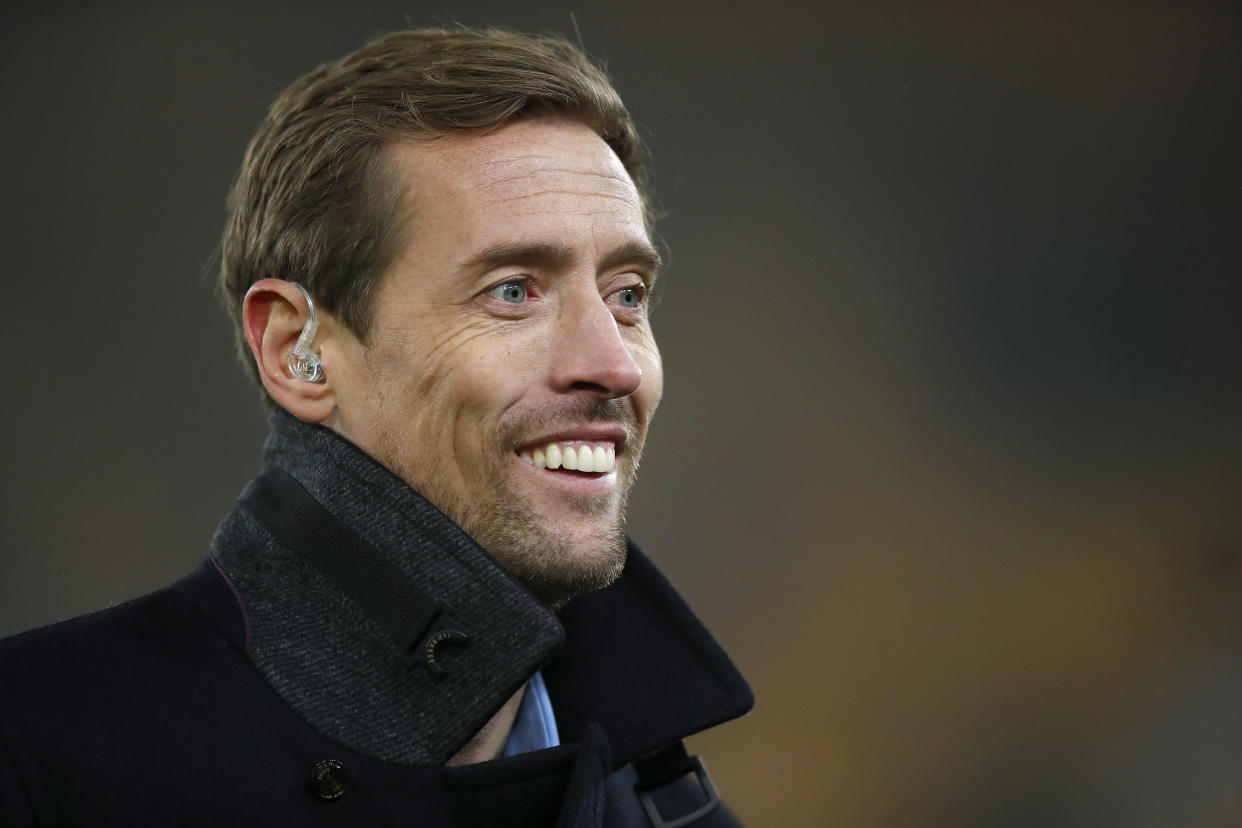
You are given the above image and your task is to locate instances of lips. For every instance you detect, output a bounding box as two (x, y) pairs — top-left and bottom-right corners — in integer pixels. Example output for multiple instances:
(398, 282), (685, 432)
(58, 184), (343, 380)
(514, 423), (627, 475)
(519, 440), (616, 473)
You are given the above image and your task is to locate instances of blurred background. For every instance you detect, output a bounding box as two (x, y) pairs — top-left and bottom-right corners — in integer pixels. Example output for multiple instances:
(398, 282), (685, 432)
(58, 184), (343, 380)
(2, 2), (1240, 825)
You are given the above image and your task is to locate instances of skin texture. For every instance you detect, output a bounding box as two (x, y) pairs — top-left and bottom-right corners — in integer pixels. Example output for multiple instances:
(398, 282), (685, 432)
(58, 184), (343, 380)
(444, 685), (527, 766)
(245, 118), (664, 608)
(244, 118), (663, 763)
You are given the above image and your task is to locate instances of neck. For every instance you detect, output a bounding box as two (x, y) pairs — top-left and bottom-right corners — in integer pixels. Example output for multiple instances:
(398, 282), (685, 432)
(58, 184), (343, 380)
(445, 685), (526, 765)
(211, 410), (565, 765)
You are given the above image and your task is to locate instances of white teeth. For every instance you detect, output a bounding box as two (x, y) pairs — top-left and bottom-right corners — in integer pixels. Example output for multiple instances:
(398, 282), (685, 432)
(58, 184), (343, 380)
(520, 440), (617, 473)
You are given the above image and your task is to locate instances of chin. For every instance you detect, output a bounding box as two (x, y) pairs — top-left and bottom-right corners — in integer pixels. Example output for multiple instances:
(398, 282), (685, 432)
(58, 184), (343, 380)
(408, 459), (633, 608)
(478, 520), (629, 609)
(526, 543), (627, 610)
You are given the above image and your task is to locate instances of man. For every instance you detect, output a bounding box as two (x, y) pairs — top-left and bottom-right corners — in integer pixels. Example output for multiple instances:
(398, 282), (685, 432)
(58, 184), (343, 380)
(0, 28), (751, 826)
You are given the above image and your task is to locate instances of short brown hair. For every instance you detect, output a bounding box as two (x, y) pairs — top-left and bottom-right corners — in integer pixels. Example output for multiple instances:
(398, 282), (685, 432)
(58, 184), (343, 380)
(219, 28), (650, 397)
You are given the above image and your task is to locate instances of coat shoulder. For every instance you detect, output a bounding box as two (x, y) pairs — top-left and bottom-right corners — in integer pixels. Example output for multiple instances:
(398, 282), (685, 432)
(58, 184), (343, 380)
(0, 573), (270, 824)
(0, 579), (231, 698)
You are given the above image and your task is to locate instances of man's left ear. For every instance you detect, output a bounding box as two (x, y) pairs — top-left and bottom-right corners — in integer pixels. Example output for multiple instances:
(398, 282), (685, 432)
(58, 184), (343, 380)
(242, 279), (340, 423)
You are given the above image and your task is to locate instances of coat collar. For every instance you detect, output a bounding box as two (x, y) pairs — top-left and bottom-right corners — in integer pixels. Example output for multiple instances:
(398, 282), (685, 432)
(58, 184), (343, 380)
(204, 410), (751, 768)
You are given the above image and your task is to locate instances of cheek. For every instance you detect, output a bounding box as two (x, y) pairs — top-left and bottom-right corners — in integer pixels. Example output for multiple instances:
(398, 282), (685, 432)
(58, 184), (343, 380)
(632, 334), (664, 422)
(409, 325), (532, 433)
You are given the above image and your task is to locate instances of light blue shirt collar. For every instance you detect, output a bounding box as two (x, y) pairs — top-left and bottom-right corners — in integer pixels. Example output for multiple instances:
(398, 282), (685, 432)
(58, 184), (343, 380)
(503, 670), (560, 756)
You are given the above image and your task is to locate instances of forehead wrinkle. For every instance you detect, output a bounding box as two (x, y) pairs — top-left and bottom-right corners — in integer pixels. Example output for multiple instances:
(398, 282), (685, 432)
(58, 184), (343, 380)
(480, 171), (635, 202)
(483, 164), (629, 183)
(493, 188), (637, 206)
(480, 159), (632, 189)
(581, 207), (644, 219)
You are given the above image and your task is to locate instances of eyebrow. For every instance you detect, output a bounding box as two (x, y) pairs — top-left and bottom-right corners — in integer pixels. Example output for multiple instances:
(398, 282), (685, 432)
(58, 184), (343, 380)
(599, 241), (664, 280)
(460, 240), (663, 281)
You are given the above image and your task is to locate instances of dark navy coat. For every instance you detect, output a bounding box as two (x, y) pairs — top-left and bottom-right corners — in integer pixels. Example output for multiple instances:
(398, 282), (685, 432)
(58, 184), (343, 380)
(0, 549), (752, 826)
(0, 414), (753, 825)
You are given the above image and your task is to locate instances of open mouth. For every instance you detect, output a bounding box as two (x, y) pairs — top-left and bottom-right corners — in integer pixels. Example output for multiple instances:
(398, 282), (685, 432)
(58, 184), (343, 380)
(516, 440), (616, 475)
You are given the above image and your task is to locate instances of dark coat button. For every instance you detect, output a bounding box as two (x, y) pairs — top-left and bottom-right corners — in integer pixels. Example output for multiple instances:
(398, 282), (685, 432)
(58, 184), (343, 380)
(309, 759), (349, 801)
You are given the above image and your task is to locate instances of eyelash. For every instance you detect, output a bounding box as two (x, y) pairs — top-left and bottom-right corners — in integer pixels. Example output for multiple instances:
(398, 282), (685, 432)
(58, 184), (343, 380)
(484, 277), (538, 306)
(607, 283), (647, 311)
(481, 276), (649, 314)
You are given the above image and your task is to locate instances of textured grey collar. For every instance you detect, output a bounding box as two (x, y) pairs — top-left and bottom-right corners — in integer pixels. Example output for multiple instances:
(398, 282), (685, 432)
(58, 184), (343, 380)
(211, 410), (564, 765)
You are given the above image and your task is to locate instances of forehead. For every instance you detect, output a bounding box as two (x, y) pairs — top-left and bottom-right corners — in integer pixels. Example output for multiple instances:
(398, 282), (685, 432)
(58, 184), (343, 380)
(383, 119), (648, 259)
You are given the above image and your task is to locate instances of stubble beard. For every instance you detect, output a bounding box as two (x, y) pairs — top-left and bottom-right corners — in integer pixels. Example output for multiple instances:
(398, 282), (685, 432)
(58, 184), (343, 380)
(454, 483), (632, 609)
(388, 400), (642, 609)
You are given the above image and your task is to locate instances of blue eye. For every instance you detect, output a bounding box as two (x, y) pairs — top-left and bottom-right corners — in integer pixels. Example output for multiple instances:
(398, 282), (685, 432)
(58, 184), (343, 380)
(608, 284), (645, 310)
(615, 287), (642, 308)
(487, 281), (528, 304)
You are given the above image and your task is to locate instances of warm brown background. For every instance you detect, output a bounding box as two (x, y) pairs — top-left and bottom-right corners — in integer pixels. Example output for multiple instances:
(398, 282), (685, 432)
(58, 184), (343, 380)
(3, 3), (1240, 826)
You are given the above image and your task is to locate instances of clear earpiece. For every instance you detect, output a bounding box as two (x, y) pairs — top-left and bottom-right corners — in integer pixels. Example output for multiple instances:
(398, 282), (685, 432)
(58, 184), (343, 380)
(286, 282), (326, 383)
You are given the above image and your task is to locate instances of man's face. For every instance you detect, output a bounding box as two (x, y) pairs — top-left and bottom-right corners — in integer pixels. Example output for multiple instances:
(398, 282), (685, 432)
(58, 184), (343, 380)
(327, 119), (663, 607)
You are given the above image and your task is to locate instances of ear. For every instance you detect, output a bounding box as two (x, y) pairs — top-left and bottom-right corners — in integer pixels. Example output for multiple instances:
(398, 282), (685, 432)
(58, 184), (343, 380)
(242, 279), (338, 423)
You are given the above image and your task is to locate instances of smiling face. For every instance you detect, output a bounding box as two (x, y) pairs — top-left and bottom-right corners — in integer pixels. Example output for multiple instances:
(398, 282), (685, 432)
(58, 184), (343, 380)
(325, 118), (663, 607)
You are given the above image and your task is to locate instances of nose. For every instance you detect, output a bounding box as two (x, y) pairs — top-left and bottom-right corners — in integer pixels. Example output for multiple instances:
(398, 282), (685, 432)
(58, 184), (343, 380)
(550, 291), (643, 399)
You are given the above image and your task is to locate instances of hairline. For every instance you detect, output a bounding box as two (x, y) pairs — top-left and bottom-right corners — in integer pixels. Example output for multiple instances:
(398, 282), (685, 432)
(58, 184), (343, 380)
(352, 114), (655, 344)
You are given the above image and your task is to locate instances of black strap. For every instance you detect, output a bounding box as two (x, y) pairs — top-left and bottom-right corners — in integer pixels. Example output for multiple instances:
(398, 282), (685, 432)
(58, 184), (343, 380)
(240, 466), (469, 676)
(634, 741), (720, 827)
(634, 741), (695, 792)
